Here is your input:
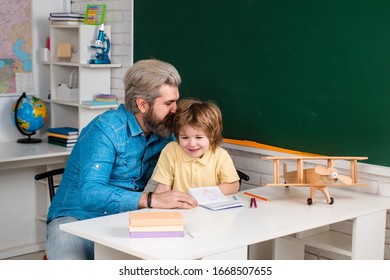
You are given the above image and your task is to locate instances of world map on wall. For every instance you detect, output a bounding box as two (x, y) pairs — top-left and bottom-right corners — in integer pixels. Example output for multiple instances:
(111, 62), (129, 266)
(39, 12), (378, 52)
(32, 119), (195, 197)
(0, 0), (32, 93)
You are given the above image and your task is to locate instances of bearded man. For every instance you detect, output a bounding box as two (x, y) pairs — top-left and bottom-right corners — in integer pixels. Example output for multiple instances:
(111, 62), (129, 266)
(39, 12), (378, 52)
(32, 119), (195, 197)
(46, 59), (197, 260)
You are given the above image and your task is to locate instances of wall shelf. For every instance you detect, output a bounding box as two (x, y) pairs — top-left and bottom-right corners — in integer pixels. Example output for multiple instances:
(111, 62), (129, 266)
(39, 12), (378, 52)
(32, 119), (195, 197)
(42, 24), (121, 130)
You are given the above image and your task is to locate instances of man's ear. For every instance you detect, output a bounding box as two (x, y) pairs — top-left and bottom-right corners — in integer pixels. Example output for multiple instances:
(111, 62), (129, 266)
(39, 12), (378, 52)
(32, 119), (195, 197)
(136, 98), (149, 113)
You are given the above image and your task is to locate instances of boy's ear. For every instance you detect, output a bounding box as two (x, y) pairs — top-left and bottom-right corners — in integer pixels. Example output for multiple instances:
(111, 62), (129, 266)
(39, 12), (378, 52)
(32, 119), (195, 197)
(136, 98), (149, 113)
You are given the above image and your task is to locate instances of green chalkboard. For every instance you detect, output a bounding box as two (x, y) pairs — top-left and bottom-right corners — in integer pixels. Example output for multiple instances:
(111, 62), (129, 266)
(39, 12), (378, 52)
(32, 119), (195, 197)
(134, 0), (390, 167)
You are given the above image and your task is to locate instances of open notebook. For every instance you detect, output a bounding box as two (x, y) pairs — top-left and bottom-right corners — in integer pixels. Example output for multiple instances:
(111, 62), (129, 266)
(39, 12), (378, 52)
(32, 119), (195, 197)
(188, 187), (244, 211)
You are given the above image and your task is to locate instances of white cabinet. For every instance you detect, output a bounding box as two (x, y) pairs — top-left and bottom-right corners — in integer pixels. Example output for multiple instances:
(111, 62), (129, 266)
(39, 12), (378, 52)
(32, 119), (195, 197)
(45, 24), (121, 130)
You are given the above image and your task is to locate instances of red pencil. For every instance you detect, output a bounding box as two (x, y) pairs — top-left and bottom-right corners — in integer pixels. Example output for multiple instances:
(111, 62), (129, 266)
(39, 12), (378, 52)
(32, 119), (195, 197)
(244, 191), (270, 202)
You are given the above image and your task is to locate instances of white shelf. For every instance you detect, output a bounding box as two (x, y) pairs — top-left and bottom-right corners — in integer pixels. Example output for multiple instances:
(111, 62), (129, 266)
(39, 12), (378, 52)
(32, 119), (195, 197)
(50, 61), (80, 67)
(50, 24), (82, 29)
(43, 24), (121, 131)
(50, 62), (121, 68)
(80, 63), (122, 68)
(284, 231), (352, 257)
(80, 104), (119, 110)
(50, 99), (79, 107)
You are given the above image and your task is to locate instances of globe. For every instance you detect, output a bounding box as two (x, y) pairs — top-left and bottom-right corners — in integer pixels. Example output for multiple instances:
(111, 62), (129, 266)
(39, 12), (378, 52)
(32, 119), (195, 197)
(11, 92), (48, 143)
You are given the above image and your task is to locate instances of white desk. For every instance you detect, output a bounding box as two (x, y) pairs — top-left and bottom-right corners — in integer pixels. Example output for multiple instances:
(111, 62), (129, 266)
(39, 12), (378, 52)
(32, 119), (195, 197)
(0, 140), (70, 170)
(0, 141), (70, 259)
(60, 186), (390, 260)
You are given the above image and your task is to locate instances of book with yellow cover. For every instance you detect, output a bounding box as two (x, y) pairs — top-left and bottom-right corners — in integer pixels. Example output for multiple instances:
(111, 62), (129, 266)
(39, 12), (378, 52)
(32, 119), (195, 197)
(47, 132), (78, 140)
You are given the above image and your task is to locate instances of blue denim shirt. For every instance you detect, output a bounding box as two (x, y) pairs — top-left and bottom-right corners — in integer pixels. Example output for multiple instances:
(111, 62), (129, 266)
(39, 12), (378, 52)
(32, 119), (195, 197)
(47, 104), (174, 222)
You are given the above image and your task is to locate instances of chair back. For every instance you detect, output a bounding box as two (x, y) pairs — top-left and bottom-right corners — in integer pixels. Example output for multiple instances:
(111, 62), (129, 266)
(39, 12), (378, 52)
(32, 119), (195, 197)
(35, 168), (65, 201)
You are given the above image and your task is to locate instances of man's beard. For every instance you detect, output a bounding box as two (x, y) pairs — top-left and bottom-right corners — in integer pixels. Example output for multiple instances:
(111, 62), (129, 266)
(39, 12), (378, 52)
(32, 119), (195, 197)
(144, 108), (175, 138)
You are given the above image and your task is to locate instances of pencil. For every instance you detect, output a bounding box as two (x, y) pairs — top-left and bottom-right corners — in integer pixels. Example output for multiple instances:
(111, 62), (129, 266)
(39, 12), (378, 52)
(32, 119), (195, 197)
(243, 191), (270, 202)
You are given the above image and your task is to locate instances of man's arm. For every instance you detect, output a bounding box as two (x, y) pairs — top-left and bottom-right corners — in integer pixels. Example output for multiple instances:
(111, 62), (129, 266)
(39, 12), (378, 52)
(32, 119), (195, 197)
(138, 190), (198, 209)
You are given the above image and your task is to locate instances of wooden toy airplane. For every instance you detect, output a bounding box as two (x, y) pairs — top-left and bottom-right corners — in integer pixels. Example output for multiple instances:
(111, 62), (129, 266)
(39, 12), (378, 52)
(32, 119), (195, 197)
(263, 156), (368, 205)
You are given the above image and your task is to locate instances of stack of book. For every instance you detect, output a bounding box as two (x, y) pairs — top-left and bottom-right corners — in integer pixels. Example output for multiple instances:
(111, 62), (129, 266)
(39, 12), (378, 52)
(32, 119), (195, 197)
(81, 94), (118, 106)
(49, 12), (85, 25)
(95, 94), (117, 102)
(128, 211), (184, 238)
(47, 127), (79, 148)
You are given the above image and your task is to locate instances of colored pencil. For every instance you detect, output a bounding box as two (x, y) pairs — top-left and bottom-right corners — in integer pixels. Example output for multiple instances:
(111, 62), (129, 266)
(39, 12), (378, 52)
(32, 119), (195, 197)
(253, 198), (257, 208)
(243, 192), (270, 202)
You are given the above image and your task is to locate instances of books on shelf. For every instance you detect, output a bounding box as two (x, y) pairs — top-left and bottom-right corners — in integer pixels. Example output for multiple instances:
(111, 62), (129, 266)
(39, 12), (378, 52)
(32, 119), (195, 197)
(95, 94), (118, 102)
(188, 187), (244, 211)
(81, 100), (118, 106)
(49, 12), (85, 18)
(47, 132), (78, 140)
(48, 136), (77, 144)
(49, 16), (84, 21)
(47, 127), (79, 147)
(47, 127), (78, 135)
(81, 94), (118, 107)
(128, 212), (184, 238)
(48, 139), (76, 148)
(49, 12), (85, 25)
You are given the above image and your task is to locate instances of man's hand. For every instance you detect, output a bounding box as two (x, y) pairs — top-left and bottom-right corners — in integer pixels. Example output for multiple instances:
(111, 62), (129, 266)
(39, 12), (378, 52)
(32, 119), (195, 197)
(139, 191), (198, 209)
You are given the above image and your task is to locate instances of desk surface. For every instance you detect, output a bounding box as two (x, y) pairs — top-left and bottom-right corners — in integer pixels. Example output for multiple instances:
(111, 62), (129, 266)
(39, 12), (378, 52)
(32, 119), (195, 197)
(60, 187), (390, 260)
(0, 141), (71, 170)
(0, 140), (71, 163)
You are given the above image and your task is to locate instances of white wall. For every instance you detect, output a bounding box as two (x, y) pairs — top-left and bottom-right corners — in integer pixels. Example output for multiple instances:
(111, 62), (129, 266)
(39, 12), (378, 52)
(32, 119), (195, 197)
(0, 96), (21, 142)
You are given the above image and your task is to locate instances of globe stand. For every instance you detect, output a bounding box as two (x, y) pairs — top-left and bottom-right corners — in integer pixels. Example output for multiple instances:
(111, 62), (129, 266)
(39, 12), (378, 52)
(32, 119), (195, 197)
(14, 92), (42, 144)
(16, 134), (42, 144)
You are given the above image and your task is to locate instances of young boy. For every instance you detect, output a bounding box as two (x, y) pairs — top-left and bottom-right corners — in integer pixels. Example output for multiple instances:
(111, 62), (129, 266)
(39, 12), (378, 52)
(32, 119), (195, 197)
(152, 98), (240, 195)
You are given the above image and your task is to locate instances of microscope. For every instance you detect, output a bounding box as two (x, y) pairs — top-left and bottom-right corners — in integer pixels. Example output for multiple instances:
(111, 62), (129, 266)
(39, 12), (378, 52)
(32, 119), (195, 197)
(89, 24), (111, 64)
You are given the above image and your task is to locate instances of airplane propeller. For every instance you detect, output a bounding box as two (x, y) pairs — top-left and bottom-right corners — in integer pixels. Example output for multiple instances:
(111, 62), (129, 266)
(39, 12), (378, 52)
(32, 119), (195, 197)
(314, 165), (353, 185)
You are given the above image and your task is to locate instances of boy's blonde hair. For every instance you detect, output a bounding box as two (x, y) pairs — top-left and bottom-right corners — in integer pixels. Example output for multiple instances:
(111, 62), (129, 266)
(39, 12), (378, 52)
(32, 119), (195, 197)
(174, 98), (223, 151)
